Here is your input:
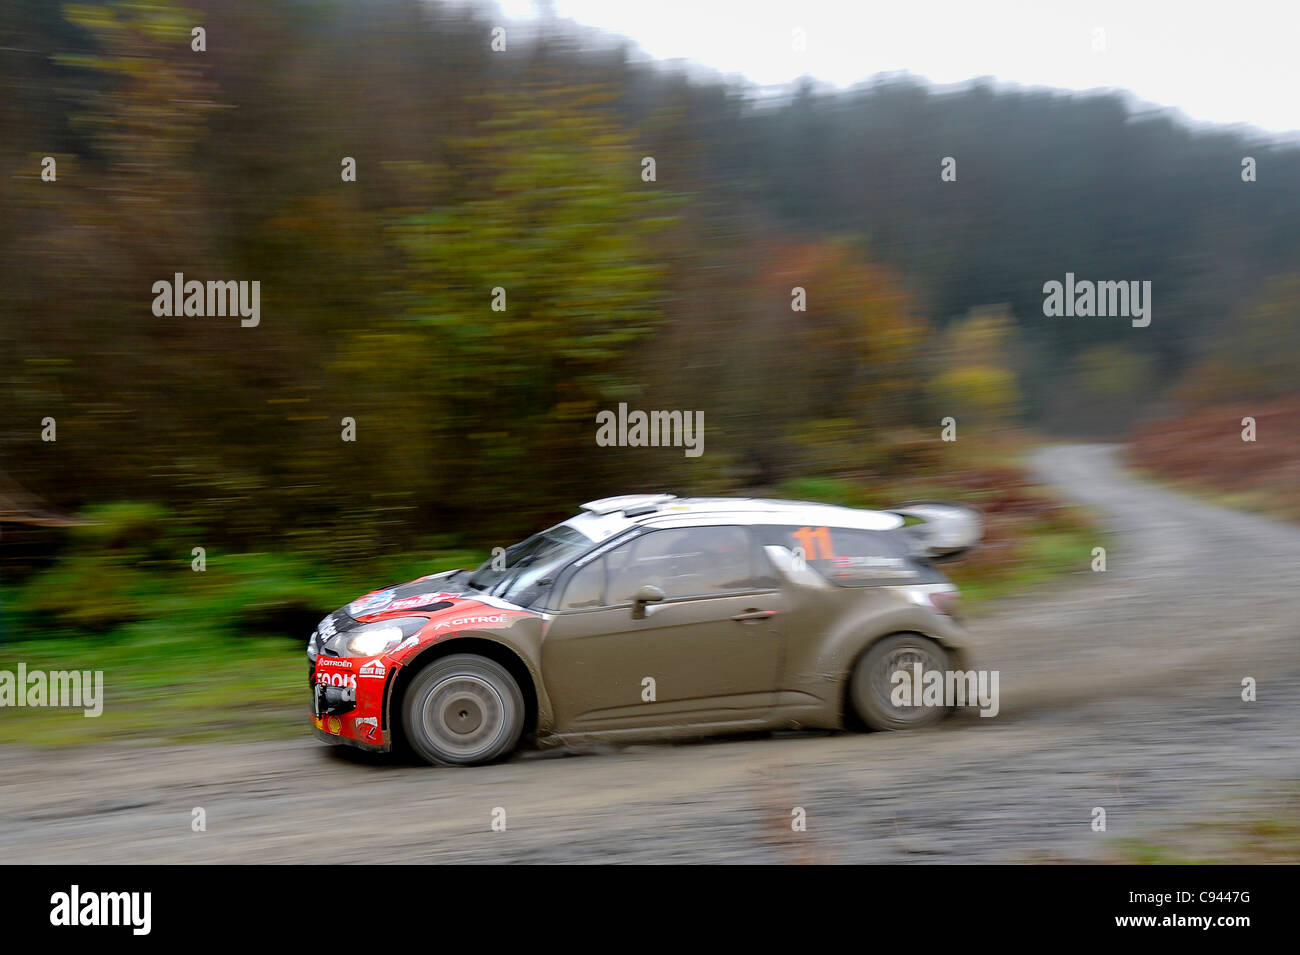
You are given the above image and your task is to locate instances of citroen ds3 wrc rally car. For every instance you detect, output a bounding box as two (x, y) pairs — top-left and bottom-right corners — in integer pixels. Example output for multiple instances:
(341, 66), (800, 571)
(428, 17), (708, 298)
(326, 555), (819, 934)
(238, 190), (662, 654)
(308, 494), (981, 766)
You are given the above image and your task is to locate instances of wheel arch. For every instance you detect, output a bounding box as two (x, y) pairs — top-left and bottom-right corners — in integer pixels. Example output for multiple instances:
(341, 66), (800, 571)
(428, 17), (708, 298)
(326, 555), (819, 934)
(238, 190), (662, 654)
(388, 637), (541, 749)
(838, 628), (959, 730)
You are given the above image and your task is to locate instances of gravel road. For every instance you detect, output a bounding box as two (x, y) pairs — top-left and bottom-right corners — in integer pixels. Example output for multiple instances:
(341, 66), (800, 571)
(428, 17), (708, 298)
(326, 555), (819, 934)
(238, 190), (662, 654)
(2, 444), (1297, 863)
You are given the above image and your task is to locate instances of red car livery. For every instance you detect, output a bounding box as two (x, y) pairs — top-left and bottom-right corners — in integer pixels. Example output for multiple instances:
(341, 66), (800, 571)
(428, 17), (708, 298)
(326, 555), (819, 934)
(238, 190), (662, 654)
(307, 575), (545, 750)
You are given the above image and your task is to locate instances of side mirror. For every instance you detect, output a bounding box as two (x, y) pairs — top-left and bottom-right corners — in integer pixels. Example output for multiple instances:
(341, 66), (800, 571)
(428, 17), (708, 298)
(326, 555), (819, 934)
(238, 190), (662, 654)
(631, 584), (665, 619)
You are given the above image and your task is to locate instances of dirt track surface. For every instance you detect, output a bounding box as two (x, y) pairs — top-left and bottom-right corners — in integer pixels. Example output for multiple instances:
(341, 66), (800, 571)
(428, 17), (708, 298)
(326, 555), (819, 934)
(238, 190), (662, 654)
(2, 444), (1297, 863)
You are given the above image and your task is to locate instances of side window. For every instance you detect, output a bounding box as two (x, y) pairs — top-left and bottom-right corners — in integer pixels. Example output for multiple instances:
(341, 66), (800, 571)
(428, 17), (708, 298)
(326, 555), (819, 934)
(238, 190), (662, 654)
(561, 557), (606, 609)
(769, 525), (932, 586)
(605, 526), (762, 602)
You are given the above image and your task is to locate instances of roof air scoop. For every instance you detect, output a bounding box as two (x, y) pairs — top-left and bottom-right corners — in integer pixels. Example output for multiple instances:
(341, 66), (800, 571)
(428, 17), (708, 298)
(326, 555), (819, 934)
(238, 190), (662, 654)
(580, 493), (677, 516)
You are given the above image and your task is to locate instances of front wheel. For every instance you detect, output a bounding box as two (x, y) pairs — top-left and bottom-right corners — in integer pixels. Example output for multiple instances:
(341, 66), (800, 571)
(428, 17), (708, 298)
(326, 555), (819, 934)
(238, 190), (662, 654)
(850, 634), (951, 731)
(401, 654), (525, 766)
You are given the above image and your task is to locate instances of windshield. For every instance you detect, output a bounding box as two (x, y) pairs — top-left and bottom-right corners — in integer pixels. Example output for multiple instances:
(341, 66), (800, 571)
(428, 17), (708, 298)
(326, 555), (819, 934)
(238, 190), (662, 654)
(466, 525), (592, 604)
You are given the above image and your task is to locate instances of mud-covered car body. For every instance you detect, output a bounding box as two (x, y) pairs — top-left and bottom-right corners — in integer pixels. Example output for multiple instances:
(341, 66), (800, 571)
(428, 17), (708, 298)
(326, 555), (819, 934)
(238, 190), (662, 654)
(308, 494), (980, 762)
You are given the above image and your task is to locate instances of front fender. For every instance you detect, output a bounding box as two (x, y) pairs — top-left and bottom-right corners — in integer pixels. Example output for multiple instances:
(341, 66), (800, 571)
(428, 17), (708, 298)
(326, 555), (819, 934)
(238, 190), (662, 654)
(383, 615), (554, 738)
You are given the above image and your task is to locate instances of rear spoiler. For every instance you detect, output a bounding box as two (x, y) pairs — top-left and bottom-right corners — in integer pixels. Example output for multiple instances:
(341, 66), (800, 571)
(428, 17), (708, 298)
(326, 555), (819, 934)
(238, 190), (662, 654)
(887, 501), (983, 563)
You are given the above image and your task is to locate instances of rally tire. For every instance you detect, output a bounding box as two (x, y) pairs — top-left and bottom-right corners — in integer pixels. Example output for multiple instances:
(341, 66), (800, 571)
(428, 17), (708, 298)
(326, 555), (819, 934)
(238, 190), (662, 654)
(850, 633), (951, 731)
(401, 654), (525, 766)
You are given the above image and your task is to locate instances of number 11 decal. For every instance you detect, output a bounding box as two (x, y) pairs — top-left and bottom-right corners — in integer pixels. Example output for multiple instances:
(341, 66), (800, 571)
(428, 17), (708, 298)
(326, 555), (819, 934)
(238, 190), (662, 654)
(791, 526), (835, 560)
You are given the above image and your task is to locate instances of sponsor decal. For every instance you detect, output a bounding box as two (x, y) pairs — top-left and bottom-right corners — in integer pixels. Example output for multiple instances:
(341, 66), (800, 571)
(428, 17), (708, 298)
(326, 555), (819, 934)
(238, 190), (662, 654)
(467, 594), (529, 613)
(830, 555), (917, 579)
(316, 671), (356, 688)
(792, 525), (836, 560)
(359, 659), (387, 679)
(433, 613), (512, 631)
(327, 717), (342, 735)
(317, 658), (352, 668)
(355, 716), (379, 741)
(392, 635), (421, 654)
(348, 588), (396, 616)
(387, 592), (457, 612)
(318, 615), (338, 639)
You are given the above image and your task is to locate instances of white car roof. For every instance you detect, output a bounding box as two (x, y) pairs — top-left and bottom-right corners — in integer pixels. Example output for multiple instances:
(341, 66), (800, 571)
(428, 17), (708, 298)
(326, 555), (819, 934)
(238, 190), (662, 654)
(564, 496), (903, 542)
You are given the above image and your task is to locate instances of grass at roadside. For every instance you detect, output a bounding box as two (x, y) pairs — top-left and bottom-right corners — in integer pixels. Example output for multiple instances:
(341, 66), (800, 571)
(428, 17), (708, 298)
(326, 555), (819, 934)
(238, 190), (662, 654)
(1100, 785), (1300, 863)
(0, 547), (479, 746)
(0, 621), (306, 746)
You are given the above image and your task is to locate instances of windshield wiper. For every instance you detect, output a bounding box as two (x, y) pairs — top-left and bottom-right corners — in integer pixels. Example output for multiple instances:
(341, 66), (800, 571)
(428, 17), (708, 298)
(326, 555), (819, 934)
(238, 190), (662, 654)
(493, 554), (540, 597)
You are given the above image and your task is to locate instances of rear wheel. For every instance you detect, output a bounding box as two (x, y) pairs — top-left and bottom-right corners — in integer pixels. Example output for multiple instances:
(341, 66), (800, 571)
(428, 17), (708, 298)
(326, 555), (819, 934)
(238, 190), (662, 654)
(850, 634), (951, 731)
(401, 654), (525, 766)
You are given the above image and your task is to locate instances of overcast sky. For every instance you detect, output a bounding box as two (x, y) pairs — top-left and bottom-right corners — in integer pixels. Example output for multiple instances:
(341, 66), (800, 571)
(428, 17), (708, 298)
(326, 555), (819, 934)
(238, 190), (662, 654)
(486, 0), (1298, 135)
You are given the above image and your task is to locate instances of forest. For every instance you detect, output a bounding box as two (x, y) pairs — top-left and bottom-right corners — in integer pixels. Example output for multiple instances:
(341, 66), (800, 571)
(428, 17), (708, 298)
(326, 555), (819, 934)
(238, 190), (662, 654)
(2, 0), (1297, 650)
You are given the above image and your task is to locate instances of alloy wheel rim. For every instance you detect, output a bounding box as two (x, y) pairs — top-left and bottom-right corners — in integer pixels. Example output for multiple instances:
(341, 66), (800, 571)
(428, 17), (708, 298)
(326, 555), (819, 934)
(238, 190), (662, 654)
(870, 645), (941, 722)
(421, 674), (506, 758)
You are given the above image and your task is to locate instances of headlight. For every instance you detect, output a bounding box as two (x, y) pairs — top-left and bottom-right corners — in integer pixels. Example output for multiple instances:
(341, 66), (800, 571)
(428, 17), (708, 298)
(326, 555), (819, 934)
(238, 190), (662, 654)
(347, 626), (404, 656)
(325, 616), (427, 658)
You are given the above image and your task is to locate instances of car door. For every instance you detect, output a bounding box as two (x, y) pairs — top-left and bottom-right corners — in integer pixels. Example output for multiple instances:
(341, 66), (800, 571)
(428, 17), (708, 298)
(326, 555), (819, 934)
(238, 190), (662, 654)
(540, 524), (784, 733)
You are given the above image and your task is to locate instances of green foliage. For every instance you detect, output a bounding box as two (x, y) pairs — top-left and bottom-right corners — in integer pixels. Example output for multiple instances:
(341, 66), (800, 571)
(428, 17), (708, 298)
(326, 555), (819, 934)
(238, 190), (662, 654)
(14, 502), (187, 629)
(931, 305), (1022, 428)
(773, 475), (867, 508)
(1076, 344), (1154, 401)
(1063, 343), (1157, 432)
(1176, 275), (1300, 402)
(6, 501), (483, 639)
(330, 85), (680, 536)
(933, 366), (1021, 425)
(0, 623), (306, 745)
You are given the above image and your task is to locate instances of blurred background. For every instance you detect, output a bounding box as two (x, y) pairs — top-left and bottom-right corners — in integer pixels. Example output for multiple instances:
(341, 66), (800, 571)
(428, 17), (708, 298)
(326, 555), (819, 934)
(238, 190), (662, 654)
(1, 0), (1298, 746)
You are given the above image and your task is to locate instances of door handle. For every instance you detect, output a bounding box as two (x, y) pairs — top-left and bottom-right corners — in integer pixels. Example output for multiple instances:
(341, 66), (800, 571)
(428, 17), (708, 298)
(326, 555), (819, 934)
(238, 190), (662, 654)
(730, 609), (777, 622)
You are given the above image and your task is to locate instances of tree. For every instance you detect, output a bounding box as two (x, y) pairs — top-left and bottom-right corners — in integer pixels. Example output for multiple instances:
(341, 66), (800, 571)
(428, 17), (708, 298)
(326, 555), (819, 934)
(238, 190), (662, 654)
(931, 305), (1021, 428)
(335, 82), (678, 536)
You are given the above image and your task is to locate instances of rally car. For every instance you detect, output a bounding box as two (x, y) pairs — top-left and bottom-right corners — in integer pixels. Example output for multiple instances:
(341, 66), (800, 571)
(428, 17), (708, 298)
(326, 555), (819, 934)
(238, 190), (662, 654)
(308, 494), (981, 766)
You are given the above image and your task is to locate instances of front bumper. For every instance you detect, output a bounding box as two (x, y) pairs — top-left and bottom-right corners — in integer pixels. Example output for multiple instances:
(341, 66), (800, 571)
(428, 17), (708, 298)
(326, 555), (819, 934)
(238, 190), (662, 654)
(310, 654), (395, 752)
(311, 721), (389, 752)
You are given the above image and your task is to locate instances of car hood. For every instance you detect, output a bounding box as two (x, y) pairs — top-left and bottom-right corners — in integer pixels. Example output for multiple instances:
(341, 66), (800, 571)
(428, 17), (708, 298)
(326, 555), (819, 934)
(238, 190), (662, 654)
(342, 571), (529, 623)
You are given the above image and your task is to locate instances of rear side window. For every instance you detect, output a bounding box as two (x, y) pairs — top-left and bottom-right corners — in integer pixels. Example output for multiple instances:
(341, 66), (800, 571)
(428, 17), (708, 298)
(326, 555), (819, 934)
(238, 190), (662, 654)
(606, 526), (761, 601)
(763, 525), (941, 586)
(559, 526), (772, 607)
